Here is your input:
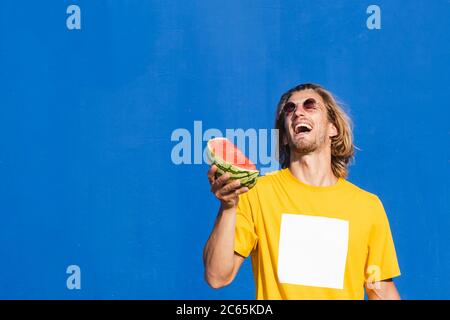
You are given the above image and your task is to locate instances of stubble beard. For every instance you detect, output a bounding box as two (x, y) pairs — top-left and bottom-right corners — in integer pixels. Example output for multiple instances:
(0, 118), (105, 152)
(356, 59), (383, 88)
(288, 130), (327, 156)
(289, 137), (317, 155)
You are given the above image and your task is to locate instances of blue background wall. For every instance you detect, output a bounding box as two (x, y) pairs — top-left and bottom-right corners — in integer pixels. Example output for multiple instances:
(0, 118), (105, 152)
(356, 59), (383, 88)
(0, 0), (449, 299)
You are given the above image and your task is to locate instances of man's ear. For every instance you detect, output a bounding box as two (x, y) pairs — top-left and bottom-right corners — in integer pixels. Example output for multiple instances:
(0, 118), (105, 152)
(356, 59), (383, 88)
(329, 122), (338, 138)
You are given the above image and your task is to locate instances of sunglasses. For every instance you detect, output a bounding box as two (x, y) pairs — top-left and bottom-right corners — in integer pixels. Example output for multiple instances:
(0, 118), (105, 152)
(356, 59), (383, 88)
(283, 98), (317, 115)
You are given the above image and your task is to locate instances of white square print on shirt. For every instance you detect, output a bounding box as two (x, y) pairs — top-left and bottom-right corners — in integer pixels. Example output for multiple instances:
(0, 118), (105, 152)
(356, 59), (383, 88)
(277, 213), (349, 289)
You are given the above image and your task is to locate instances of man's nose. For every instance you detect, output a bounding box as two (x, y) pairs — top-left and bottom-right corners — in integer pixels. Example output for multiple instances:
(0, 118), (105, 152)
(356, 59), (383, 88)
(293, 103), (305, 117)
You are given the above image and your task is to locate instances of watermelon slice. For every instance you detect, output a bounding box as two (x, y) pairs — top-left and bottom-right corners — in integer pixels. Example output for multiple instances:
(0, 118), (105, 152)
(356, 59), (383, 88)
(206, 137), (259, 189)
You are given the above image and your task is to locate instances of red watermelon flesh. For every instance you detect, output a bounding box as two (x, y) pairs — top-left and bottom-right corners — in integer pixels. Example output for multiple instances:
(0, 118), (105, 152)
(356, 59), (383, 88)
(208, 138), (256, 171)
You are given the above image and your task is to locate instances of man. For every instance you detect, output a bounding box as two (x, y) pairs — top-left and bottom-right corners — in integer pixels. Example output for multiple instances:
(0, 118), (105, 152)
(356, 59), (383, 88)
(203, 83), (401, 300)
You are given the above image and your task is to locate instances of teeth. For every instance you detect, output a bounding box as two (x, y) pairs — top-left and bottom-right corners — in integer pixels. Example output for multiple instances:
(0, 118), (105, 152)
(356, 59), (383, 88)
(295, 123), (312, 133)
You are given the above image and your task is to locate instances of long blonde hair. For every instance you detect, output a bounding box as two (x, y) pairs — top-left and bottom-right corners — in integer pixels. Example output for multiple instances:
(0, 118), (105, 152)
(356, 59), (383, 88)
(274, 83), (354, 178)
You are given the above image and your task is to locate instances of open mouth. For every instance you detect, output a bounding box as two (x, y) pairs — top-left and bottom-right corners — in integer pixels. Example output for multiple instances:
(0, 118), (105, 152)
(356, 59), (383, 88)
(294, 123), (313, 134)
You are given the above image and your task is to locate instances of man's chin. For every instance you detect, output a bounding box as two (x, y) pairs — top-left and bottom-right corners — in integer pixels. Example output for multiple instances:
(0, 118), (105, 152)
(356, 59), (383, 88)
(291, 142), (317, 155)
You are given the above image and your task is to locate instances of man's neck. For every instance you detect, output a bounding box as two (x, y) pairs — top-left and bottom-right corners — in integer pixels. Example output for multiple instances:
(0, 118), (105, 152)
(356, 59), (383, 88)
(288, 148), (338, 187)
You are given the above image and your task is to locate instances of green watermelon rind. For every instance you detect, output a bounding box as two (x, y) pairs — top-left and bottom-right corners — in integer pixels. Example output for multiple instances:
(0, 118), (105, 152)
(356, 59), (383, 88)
(214, 160), (259, 179)
(214, 165), (259, 188)
(214, 168), (258, 188)
(209, 152), (259, 180)
(215, 165), (258, 182)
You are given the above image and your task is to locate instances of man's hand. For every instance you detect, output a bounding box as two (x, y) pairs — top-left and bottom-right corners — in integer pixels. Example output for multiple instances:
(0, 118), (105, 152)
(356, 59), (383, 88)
(208, 165), (249, 209)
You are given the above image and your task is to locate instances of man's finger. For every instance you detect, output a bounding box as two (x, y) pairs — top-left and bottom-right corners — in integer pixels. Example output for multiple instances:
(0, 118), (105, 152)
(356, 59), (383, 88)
(211, 172), (231, 191)
(207, 165), (218, 184)
(220, 186), (248, 202)
(220, 179), (241, 195)
(236, 186), (249, 194)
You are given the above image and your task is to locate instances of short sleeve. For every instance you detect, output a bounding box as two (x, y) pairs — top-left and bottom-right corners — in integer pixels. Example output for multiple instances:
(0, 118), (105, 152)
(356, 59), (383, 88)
(365, 197), (401, 282)
(234, 190), (259, 258)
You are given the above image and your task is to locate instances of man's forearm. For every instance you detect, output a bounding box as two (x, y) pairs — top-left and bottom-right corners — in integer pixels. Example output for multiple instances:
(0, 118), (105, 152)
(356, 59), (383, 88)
(203, 206), (237, 287)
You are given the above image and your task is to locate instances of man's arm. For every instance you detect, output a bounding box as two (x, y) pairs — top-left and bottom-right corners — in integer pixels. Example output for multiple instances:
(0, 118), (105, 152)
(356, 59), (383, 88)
(203, 205), (245, 288)
(365, 279), (401, 300)
(203, 166), (248, 289)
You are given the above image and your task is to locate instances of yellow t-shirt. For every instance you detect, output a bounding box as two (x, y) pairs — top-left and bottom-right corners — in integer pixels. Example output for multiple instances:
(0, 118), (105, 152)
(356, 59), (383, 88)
(235, 168), (400, 300)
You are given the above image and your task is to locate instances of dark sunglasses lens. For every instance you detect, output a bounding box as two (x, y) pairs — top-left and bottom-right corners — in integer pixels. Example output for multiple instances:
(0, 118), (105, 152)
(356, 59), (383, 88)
(303, 98), (316, 108)
(283, 102), (296, 114)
